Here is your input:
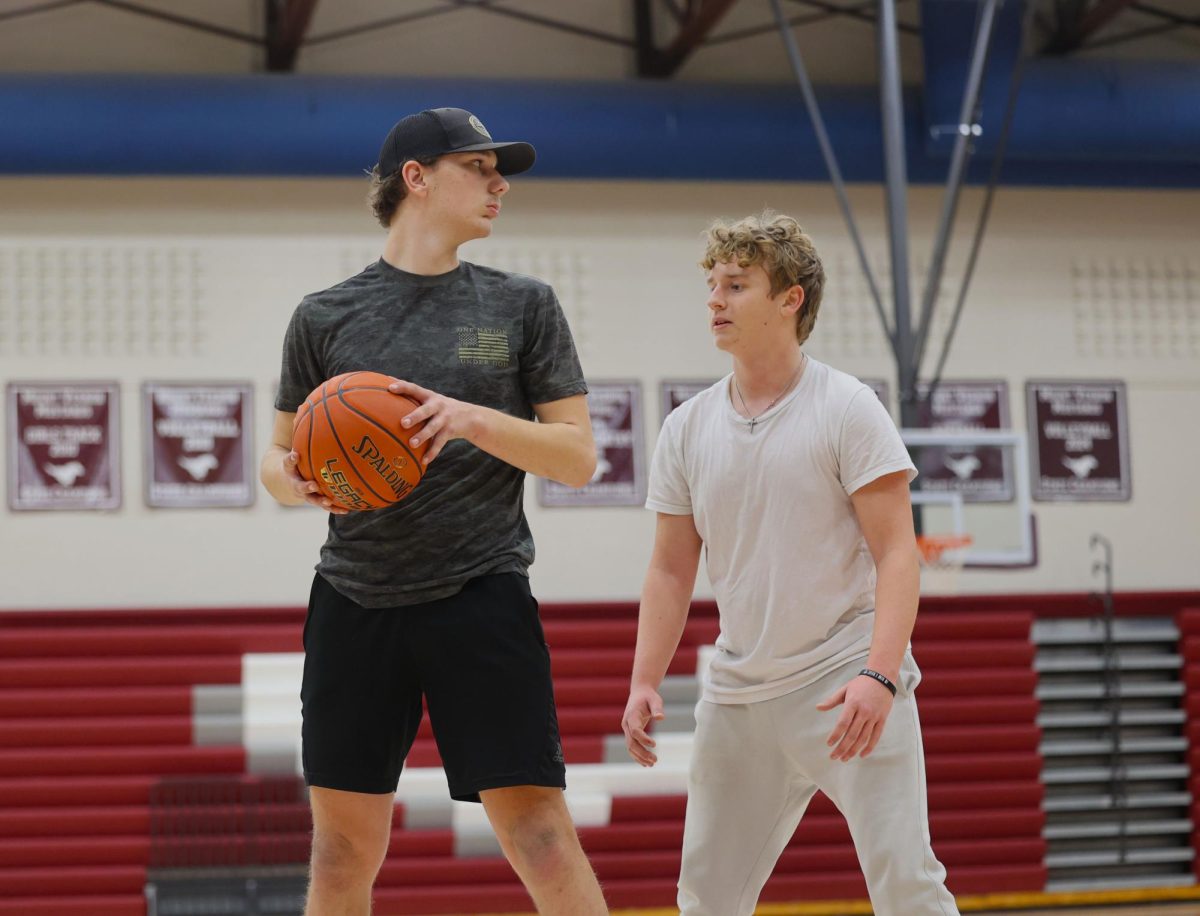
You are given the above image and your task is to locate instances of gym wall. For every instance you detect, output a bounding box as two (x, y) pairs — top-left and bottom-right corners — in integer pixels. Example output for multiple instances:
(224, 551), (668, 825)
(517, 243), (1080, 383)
(0, 176), (1196, 608)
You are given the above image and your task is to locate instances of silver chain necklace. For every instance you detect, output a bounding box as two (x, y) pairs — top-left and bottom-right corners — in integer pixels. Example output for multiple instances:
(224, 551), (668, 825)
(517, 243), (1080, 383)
(732, 354), (806, 433)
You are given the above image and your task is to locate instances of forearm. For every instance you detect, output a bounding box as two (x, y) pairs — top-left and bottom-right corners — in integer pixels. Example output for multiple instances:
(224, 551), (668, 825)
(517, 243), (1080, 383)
(260, 445), (306, 506)
(865, 547), (921, 681)
(630, 565), (696, 691)
(466, 404), (595, 487)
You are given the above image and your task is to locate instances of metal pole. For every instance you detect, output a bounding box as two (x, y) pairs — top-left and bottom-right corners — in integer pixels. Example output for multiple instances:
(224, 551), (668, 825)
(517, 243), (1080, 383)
(913, 0), (1001, 375)
(877, 0), (917, 428)
(768, 0), (893, 351)
(877, 0), (922, 533)
(1090, 533), (1128, 864)
(927, 0), (1031, 393)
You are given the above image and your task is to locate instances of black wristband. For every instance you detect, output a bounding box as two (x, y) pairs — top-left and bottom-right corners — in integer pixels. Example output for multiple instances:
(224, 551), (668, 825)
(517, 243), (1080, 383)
(859, 668), (897, 696)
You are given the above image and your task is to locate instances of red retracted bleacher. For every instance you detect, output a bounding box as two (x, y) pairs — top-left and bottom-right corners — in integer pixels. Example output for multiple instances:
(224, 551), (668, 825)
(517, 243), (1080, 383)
(0, 600), (1045, 914)
(0, 608), (304, 916)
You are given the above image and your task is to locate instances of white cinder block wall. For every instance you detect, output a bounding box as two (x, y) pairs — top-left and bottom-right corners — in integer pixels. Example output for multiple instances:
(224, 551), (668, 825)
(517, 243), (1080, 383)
(1, 178), (1197, 607)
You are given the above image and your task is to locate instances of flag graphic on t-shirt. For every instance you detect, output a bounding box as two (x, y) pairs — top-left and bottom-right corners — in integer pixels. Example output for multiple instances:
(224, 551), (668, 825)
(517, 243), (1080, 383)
(457, 327), (510, 367)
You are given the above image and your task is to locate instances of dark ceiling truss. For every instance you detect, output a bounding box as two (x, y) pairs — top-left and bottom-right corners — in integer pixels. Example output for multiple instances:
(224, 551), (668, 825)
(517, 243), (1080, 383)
(707, 0), (918, 48)
(0, 0), (259, 42)
(631, 0), (916, 77)
(785, 0), (918, 32)
(0, 0), (266, 52)
(90, 0), (262, 45)
(1041, 0), (1135, 53)
(303, 4), (469, 49)
(635, 0), (740, 77)
(659, 0), (690, 23)
(1132, 0), (1200, 26)
(0, 0), (636, 66)
(1, 0), (1190, 74)
(266, 0), (319, 71)
(306, 0), (633, 51)
(0, 0), (917, 80)
(0, 0), (81, 26)
(1082, 1), (1200, 48)
(1036, 0), (1200, 53)
(445, 0), (633, 47)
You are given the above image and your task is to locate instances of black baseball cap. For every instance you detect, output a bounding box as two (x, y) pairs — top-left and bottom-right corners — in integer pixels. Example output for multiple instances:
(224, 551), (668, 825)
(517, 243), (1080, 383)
(377, 107), (536, 177)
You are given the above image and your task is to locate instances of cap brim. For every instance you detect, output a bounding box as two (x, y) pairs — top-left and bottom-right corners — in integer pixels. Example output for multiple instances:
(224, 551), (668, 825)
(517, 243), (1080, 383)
(454, 140), (536, 176)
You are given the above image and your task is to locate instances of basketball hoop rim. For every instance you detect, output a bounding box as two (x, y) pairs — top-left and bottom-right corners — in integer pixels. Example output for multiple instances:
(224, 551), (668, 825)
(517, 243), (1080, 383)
(916, 533), (974, 566)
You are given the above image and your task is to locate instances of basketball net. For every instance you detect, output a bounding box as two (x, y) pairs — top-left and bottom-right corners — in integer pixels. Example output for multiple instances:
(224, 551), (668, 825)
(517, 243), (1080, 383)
(916, 534), (973, 595)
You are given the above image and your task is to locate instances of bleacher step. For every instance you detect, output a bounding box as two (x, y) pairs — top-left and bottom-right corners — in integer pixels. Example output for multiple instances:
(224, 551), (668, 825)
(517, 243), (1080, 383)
(1038, 709), (1185, 728)
(1040, 736), (1188, 756)
(1043, 791), (1191, 813)
(1032, 619), (1179, 645)
(1036, 682), (1183, 701)
(1035, 654), (1182, 673)
(1043, 818), (1193, 840)
(1042, 763), (1190, 783)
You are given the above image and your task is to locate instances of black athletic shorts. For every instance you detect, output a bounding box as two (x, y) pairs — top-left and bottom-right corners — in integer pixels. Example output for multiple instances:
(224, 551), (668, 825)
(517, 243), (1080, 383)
(300, 572), (566, 802)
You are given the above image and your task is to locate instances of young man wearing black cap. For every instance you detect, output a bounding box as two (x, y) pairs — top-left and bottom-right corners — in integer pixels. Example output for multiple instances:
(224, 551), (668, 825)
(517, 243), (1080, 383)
(261, 108), (606, 915)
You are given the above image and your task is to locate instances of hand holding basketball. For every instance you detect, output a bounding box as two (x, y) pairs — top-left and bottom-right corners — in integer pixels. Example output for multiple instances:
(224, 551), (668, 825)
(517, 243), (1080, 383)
(281, 449), (350, 515)
(387, 378), (481, 465)
(292, 371), (431, 512)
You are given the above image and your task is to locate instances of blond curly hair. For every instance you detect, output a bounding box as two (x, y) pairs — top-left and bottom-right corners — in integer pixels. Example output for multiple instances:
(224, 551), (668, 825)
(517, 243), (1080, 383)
(701, 211), (825, 345)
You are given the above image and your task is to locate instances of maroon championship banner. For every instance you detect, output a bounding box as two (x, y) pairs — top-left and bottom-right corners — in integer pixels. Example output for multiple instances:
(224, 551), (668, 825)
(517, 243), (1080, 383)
(143, 382), (255, 508)
(1026, 380), (1131, 502)
(541, 380), (645, 507)
(7, 382), (121, 511)
(913, 380), (1013, 503)
(660, 379), (717, 425)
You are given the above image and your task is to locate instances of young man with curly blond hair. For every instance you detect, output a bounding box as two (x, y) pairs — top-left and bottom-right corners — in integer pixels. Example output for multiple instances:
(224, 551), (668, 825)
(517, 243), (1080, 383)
(621, 212), (959, 915)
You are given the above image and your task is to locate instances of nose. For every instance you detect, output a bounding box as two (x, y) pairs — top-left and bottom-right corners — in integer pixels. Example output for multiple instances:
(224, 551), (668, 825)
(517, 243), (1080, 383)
(492, 172), (510, 196)
(707, 287), (725, 311)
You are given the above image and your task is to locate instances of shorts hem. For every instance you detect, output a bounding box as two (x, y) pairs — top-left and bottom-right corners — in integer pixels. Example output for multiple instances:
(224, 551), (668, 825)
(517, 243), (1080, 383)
(304, 770), (399, 795)
(449, 769), (566, 803)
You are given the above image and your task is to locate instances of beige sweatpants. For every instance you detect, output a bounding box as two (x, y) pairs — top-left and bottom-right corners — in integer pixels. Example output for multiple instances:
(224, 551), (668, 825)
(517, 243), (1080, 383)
(677, 654), (960, 916)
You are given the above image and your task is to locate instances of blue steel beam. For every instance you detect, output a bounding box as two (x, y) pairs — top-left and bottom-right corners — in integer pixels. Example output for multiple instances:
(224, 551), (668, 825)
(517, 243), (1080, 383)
(0, 72), (1198, 185)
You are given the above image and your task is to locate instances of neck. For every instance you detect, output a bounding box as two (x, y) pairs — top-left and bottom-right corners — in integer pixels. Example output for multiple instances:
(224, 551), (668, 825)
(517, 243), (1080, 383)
(381, 214), (463, 276)
(731, 344), (806, 401)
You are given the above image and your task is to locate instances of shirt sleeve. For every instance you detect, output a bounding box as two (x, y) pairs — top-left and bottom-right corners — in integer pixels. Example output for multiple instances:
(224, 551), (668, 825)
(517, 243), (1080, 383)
(838, 387), (918, 495)
(273, 303), (325, 413)
(645, 413), (693, 515)
(520, 285), (588, 405)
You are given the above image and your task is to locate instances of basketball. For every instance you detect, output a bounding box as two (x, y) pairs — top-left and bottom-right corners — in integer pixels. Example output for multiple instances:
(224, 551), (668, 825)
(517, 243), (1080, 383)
(292, 371), (429, 511)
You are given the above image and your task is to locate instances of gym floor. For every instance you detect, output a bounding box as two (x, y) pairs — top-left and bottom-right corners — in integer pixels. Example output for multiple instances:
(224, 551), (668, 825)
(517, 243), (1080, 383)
(980, 908), (1200, 916)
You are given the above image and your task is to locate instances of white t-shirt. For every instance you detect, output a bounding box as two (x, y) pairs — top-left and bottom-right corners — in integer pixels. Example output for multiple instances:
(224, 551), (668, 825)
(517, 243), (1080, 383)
(646, 357), (917, 705)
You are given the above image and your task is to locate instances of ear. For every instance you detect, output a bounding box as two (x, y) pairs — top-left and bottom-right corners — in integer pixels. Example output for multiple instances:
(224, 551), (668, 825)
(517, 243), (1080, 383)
(781, 285), (805, 317)
(401, 160), (431, 197)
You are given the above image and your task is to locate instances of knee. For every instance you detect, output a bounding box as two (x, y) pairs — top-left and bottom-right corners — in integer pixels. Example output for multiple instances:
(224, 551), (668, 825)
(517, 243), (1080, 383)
(309, 826), (386, 888)
(501, 808), (578, 879)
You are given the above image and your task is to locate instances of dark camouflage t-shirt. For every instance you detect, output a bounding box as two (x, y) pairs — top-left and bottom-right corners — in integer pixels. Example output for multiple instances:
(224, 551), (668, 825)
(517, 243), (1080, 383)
(275, 258), (588, 608)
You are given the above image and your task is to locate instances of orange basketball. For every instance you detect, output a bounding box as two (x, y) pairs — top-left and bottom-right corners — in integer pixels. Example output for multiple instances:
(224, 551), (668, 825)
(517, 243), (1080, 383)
(292, 371), (429, 511)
